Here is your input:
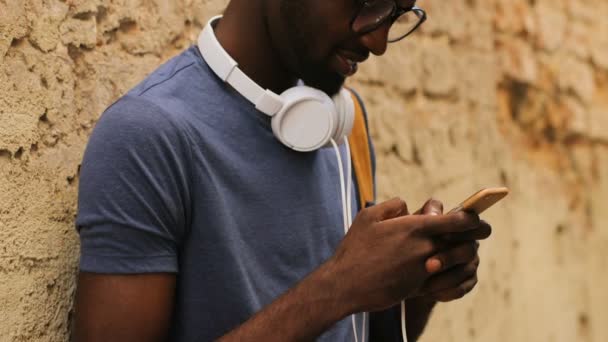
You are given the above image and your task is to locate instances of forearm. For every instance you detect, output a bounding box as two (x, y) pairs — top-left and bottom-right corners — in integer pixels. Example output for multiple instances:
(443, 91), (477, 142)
(217, 260), (352, 342)
(405, 297), (436, 342)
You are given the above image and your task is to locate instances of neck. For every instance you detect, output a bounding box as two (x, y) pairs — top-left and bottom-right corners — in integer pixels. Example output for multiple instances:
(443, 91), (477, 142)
(214, 0), (297, 94)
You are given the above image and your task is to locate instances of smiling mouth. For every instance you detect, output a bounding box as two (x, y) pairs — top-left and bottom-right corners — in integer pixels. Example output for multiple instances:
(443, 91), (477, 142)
(336, 54), (358, 77)
(332, 50), (368, 77)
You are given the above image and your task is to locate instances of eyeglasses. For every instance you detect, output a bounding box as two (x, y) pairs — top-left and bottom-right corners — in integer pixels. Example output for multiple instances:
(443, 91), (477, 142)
(351, 0), (427, 43)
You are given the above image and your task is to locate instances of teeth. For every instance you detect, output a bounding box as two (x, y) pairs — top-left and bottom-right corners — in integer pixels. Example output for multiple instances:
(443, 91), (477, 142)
(338, 55), (358, 76)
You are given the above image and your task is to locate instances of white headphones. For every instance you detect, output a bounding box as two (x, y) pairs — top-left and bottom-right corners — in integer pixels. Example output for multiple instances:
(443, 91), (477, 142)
(198, 16), (355, 152)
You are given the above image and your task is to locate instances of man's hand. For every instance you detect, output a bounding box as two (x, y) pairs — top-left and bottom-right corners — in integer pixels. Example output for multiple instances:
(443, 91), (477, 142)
(220, 197), (490, 342)
(326, 197), (483, 314)
(417, 199), (492, 302)
(73, 273), (176, 342)
(397, 199), (491, 342)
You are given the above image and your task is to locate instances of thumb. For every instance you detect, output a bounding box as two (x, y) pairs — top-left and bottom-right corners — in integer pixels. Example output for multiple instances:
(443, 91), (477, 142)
(366, 197), (410, 221)
(420, 198), (444, 216)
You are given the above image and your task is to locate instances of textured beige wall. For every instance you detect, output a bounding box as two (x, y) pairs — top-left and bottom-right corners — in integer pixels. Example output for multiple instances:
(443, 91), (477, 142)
(1, 0), (608, 341)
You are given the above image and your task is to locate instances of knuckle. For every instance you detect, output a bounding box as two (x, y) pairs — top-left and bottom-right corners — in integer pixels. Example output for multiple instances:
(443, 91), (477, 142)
(454, 210), (467, 221)
(358, 207), (374, 222)
(434, 238), (449, 251)
(468, 243), (477, 256)
(420, 239), (437, 255)
(457, 285), (468, 298)
(464, 263), (477, 276)
(469, 277), (479, 291)
(478, 220), (492, 235)
(459, 210), (480, 224)
(471, 212), (481, 224)
(484, 223), (493, 236)
(396, 197), (409, 214)
(408, 217), (424, 235)
(455, 211), (471, 225)
(429, 198), (444, 211)
(379, 197), (409, 220)
(396, 196), (407, 207)
(437, 295), (450, 303)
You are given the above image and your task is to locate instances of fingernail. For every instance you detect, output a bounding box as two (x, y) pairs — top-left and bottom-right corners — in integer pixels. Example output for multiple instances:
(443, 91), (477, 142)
(427, 207), (441, 216)
(426, 258), (442, 273)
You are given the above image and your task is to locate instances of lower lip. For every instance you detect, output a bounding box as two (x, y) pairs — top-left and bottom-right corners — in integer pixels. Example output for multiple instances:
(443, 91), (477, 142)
(333, 54), (358, 77)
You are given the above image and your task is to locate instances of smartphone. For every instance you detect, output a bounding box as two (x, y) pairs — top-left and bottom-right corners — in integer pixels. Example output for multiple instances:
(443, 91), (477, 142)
(448, 187), (509, 215)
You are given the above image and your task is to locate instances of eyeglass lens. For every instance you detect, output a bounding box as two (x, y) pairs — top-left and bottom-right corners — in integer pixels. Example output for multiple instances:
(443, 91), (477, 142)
(352, 0), (424, 42)
(352, 0), (395, 33)
(388, 10), (423, 42)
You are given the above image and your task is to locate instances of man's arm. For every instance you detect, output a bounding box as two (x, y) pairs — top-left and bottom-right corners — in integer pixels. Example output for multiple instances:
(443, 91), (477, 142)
(217, 258), (351, 341)
(73, 199), (488, 341)
(73, 273), (176, 342)
(71, 265), (430, 342)
(73, 99), (189, 341)
(219, 200), (487, 341)
(72, 265), (349, 342)
(72, 263), (416, 342)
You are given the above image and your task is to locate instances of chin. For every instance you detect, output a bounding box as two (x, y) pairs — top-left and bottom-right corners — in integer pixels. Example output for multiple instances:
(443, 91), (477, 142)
(301, 72), (345, 98)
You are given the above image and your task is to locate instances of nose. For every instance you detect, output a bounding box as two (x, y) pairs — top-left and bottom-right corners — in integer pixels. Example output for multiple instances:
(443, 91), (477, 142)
(358, 22), (390, 56)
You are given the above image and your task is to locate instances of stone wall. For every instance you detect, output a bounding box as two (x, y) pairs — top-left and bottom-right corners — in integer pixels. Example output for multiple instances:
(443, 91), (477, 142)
(1, 0), (607, 341)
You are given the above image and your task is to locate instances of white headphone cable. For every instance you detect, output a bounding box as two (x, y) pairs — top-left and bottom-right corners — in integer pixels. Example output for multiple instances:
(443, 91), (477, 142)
(332, 137), (406, 342)
(330, 138), (359, 342)
(401, 300), (408, 342)
(343, 137), (368, 342)
(344, 136), (352, 231)
(330, 139), (349, 236)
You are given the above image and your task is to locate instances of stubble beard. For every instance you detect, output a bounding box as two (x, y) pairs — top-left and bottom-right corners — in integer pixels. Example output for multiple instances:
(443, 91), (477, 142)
(280, 0), (345, 97)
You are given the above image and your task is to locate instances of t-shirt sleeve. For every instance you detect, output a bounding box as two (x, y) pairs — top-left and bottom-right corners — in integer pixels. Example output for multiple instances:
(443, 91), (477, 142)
(76, 95), (192, 274)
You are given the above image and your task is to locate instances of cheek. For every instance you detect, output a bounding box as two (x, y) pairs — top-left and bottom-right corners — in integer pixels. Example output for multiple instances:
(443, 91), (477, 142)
(304, 2), (354, 58)
(306, 27), (353, 65)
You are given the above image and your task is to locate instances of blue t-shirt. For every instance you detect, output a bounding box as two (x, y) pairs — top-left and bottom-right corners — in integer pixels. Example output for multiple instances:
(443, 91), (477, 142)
(76, 46), (376, 341)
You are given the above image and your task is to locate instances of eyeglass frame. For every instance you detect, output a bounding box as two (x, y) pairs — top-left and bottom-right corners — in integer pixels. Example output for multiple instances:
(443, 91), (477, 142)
(350, 1), (427, 43)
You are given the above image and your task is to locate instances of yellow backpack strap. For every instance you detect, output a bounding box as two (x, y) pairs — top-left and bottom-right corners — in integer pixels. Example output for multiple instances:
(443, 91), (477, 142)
(346, 89), (375, 211)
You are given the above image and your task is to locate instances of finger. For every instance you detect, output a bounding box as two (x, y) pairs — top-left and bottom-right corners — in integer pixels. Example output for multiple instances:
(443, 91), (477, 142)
(426, 210), (480, 236)
(440, 220), (492, 242)
(383, 210), (479, 236)
(425, 243), (478, 274)
(417, 198), (444, 216)
(423, 261), (478, 294)
(431, 275), (478, 302)
(364, 197), (409, 222)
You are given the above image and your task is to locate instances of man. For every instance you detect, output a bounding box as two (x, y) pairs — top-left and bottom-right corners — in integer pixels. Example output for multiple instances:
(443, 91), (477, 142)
(73, 0), (492, 341)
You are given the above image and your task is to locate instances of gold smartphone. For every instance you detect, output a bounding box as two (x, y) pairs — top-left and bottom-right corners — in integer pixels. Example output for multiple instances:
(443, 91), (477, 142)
(448, 187), (509, 215)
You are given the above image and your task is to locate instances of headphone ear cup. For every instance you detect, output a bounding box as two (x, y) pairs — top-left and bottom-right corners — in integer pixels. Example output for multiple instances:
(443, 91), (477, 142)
(272, 86), (337, 152)
(332, 88), (355, 143)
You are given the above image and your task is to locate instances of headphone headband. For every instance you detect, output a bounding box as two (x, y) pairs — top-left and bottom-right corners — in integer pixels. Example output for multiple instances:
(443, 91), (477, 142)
(198, 16), (284, 116)
(197, 15), (355, 152)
